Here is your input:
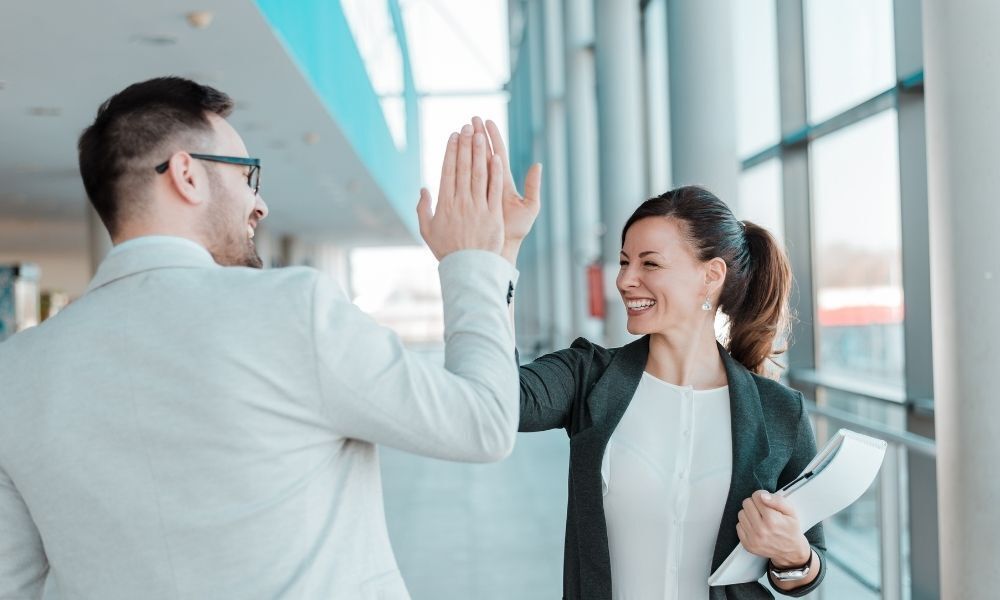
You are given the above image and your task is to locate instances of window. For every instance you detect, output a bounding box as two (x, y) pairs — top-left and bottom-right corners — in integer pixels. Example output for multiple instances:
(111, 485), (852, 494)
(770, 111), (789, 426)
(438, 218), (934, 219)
(804, 0), (896, 123)
(733, 0), (780, 156)
(810, 109), (904, 387)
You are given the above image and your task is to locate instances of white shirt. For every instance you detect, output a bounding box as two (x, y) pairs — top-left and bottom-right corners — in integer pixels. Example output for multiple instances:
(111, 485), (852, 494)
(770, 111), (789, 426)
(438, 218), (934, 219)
(602, 372), (733, 600)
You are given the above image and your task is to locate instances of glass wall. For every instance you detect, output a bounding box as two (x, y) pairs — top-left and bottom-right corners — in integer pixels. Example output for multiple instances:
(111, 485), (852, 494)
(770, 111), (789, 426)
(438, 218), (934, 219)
(731, 0), (933, 598)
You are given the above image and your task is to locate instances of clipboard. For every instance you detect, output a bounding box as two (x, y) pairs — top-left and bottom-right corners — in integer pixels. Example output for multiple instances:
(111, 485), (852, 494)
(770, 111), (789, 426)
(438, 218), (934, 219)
(708, 428), (887, 586)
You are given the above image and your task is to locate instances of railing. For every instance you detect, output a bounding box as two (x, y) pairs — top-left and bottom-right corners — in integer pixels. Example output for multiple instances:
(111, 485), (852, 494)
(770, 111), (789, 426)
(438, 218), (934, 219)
(789, 371), (936, 600)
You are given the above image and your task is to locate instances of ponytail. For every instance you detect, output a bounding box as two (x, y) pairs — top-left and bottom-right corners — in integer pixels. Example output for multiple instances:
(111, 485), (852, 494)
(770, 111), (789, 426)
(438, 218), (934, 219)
(724, 221), (792, 377)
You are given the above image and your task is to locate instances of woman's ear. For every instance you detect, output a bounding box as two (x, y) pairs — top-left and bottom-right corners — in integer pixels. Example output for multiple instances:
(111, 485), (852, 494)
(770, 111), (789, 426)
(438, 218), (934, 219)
(705, 257), (727, 291)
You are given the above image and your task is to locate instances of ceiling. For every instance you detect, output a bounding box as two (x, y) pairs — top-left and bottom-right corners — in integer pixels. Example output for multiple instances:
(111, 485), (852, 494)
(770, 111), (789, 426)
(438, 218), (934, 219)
(0, 0), (416, 247)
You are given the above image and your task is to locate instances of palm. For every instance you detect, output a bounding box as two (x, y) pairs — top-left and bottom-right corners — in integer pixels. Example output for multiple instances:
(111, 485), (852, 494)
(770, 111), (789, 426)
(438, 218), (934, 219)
(502, 179), (541, 241)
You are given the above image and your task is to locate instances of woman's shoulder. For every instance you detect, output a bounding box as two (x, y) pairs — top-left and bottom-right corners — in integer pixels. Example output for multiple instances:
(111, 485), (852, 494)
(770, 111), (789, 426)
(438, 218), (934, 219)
(554, 336), (618, 372)
(750, 372), (805, 412)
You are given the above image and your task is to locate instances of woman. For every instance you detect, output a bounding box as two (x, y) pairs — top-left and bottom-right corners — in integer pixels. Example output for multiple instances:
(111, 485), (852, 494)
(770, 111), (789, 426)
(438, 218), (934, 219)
(512, 185), (826, 599)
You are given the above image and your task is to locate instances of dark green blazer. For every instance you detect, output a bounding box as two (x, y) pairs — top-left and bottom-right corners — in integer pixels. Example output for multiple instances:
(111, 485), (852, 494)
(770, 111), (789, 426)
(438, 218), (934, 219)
(518, 335), (827, 600)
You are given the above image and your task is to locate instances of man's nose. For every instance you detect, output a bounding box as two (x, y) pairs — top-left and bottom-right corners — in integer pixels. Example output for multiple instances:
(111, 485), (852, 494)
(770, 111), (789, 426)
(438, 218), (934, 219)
(253, 194), (268, 221)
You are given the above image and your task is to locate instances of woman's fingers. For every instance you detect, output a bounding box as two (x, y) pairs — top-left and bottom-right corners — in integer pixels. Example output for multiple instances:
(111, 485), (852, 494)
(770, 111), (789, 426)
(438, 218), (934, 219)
(485, 119), (516, 190)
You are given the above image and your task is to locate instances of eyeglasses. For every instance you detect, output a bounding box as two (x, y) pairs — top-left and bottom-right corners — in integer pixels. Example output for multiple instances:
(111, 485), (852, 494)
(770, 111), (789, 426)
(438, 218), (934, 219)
(155, 153), (261, 195)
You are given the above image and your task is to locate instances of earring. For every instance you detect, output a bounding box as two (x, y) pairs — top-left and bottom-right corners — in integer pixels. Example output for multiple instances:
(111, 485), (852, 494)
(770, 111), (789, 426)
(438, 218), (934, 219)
(701, 296), (712, 311)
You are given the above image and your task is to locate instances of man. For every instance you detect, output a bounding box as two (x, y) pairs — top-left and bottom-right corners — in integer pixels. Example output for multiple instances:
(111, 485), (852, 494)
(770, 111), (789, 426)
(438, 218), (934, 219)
(0, 77), (540, 598)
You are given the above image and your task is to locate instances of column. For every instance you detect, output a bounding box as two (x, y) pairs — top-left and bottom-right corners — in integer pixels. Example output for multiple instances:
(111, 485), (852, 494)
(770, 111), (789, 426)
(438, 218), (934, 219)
(594, 0), (646, 346)
(923, 0), (1000, 597)
(666, 0), (739, 208)
(563, 0), (604, 343)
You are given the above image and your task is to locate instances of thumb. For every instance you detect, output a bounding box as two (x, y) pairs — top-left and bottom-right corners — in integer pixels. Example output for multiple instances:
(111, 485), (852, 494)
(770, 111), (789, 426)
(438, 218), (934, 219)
(758, 490), (796, 517)
(523, 163), (543, 207)
(416, 188), (433, 241)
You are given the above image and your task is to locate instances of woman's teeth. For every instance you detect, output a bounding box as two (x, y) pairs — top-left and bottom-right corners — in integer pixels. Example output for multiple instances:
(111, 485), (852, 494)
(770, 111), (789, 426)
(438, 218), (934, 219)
(626, 299), (656, 310)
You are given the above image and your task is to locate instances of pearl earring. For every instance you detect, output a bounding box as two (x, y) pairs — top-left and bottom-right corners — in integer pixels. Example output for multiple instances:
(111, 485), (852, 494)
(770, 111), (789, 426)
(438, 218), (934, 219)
(702, 297), (712, 311)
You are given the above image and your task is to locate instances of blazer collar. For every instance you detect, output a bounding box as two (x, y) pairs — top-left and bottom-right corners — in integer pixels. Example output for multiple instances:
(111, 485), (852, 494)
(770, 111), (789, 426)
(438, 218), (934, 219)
(85, 236), (219, 294)
(712, 341), (772, 571)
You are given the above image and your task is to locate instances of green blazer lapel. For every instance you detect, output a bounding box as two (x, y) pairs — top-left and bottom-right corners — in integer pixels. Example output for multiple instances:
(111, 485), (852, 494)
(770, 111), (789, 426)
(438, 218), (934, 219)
(583, 335), (649, 429)
(710, 343), (772, 572)
(567, 335), (649, 596)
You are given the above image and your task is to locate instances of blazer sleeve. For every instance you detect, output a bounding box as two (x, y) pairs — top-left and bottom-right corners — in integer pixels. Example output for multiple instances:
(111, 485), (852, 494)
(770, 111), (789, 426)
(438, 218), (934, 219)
(768, 390), (828, 597)
(310, 250), (520, 463)
(0, 464), (47, 598)
(518, 337), (598, 432)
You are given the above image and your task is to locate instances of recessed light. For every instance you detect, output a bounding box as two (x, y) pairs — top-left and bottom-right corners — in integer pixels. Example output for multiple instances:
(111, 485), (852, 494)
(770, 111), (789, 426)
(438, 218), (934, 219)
(131, 34), (178, 46)
(303, 132), (320, 145)
(27, 107), (61, 117)
(186, 11), (214, 29)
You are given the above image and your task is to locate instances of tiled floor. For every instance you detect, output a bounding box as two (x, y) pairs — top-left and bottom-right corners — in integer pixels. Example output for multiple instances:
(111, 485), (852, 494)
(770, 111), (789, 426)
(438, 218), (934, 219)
(381, 429), (570, 600)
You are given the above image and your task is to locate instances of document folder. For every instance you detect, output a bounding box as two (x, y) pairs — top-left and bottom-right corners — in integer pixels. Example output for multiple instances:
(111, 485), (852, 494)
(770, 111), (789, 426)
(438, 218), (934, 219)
(708, 428), (887, 586)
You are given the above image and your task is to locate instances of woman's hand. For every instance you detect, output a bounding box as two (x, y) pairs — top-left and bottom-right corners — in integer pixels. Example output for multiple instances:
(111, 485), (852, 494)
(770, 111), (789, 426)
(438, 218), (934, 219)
(476, 118), (542, 263)
(735, 490), (811, 568)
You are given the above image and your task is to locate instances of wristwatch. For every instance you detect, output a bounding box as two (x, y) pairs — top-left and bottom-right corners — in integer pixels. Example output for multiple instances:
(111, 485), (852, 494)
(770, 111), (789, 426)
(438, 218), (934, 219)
(768, 549), (813, 582)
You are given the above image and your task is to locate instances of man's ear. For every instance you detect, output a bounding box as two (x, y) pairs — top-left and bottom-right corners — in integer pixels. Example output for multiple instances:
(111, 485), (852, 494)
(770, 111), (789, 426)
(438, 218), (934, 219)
(164, 152), (210, 207)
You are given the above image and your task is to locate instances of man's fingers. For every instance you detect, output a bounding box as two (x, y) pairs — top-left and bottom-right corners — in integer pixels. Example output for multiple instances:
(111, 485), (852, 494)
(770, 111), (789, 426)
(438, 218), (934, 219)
(472, 116), (493, 157)
(523, 162), (543, 206)
(416, 188), (433, 241)
(487, 155), (503, 216)
(485, 119), (516, 189)
(456, 124), (474, 202)
(471, 132), (488, 204)
(437, 132), (459, 208)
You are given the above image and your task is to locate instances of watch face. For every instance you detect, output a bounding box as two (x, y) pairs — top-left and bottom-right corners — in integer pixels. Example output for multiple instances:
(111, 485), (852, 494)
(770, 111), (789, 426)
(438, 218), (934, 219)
(771, 567), (809, 582)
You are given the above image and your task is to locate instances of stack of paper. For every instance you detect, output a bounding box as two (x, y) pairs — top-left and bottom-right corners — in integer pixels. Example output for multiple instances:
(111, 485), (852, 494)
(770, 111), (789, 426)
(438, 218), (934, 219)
(708, 428), (887, 586)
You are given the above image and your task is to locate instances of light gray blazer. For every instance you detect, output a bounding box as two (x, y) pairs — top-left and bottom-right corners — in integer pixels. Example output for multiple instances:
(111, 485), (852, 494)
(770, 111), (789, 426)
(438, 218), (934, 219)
(0, 236), (519, 599)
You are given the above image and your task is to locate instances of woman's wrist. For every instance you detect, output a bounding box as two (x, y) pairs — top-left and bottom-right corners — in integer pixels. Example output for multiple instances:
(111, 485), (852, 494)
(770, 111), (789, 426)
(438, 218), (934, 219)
(770, 538), (812, 569)
(501, 240), (522, 265)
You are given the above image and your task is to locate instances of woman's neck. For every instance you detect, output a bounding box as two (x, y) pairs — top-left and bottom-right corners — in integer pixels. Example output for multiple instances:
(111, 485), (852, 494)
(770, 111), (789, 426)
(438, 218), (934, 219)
(645, 324), (728, 390)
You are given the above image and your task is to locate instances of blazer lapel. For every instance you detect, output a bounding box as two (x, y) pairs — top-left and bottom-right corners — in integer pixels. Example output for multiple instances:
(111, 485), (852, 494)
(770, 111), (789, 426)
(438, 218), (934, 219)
(710, 343), (771, 571)
(584, 335), (649, 429)
(568, 335), (649, 597)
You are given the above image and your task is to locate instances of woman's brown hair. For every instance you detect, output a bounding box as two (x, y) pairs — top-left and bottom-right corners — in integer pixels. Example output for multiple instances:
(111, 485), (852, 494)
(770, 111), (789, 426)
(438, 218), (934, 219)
(621, 185), (793, 376)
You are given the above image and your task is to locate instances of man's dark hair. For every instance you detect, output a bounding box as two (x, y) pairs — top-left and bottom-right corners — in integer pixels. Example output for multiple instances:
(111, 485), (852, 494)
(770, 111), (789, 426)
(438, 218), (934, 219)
(78, 77), (234, 236)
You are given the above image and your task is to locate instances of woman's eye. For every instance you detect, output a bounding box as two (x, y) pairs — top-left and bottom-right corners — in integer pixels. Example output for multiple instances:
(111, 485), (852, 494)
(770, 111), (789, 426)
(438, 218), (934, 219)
(643, 262), (658, 268)
(619, 261), (628, 267)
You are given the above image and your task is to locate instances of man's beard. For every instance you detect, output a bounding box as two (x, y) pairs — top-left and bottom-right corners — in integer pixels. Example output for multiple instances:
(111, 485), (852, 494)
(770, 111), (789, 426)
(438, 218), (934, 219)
(203, 178), (264, 268)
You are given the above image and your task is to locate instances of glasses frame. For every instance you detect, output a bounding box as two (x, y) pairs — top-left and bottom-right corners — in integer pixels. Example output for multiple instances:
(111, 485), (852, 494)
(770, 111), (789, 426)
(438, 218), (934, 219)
(155, 153), (261, 195)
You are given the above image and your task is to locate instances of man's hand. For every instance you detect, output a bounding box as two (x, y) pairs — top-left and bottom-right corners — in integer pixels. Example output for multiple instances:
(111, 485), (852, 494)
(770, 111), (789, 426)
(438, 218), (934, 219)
(417, 123), (505, 260)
